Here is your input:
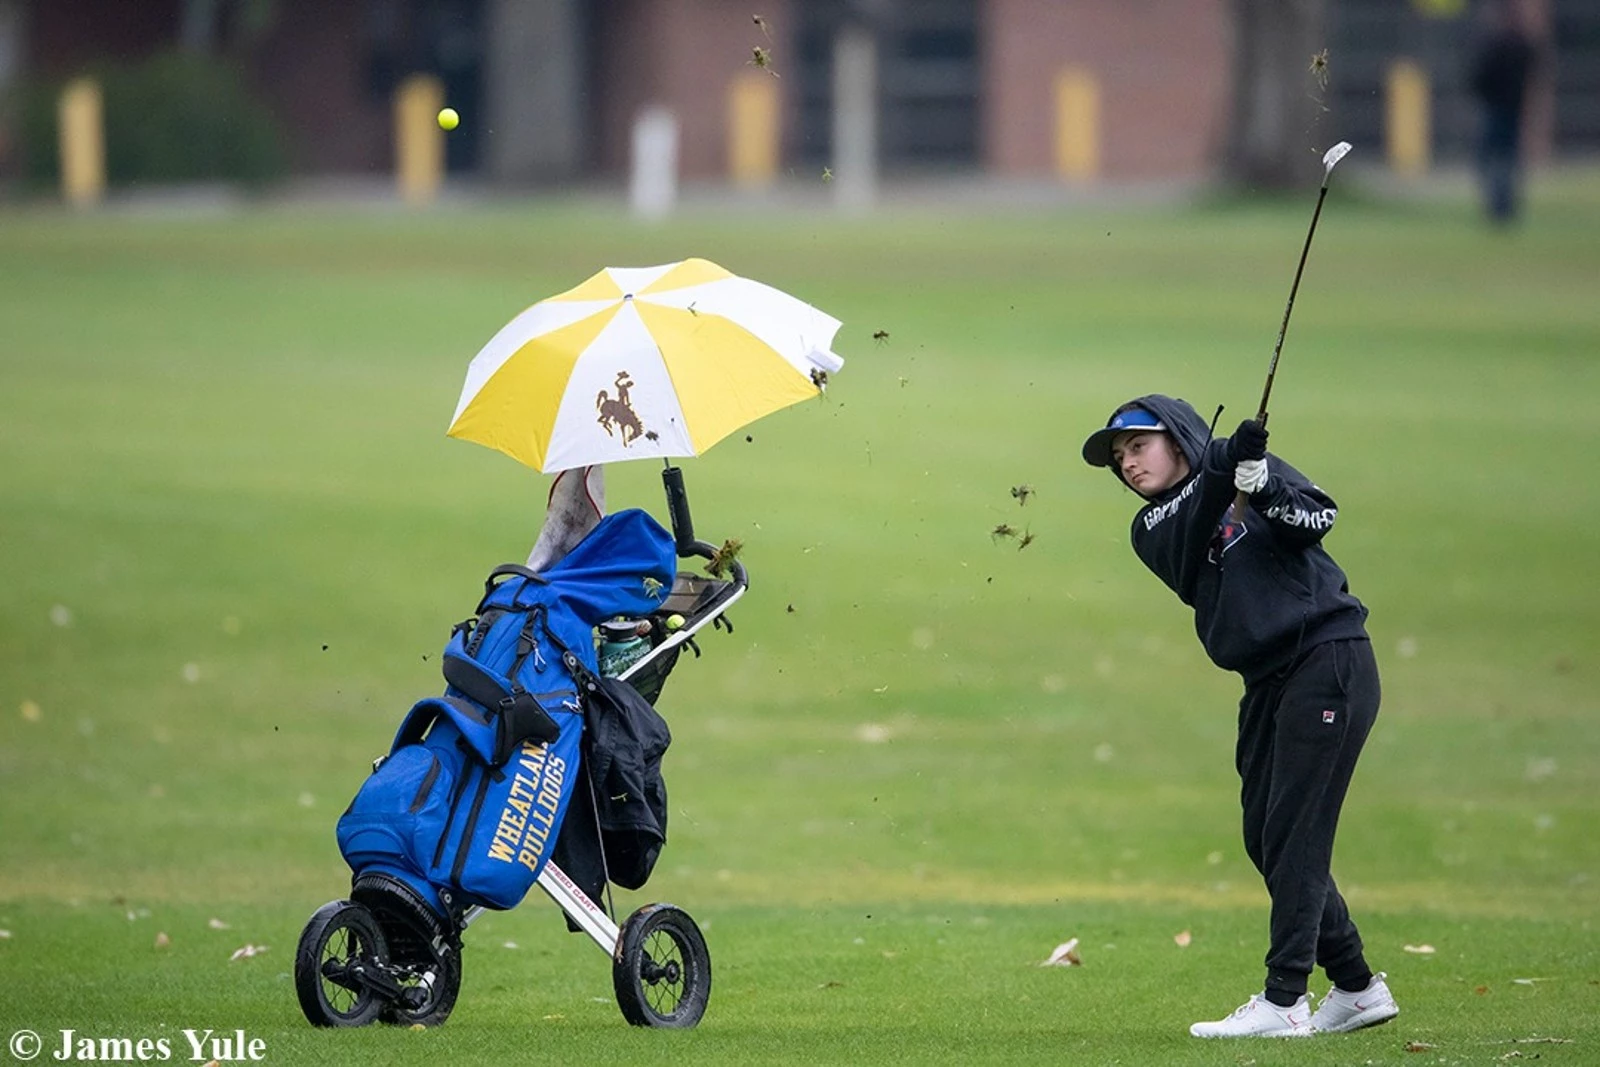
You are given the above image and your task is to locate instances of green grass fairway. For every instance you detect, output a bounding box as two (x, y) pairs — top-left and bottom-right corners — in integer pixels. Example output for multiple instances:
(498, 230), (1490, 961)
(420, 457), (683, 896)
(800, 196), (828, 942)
(2, 175), (1598, 1066)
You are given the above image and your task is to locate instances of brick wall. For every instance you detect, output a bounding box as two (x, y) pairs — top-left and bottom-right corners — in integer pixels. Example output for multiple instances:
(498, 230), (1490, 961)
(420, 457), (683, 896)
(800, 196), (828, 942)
(984, 0), (1230, 180)
(247, 0), (394, 173)
(592, 0), (794, 179)
(26, 0), (178, 73)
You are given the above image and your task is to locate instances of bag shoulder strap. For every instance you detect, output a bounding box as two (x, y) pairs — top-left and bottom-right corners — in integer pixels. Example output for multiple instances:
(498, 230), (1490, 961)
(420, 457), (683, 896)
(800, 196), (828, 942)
(477, 563), (548, 613)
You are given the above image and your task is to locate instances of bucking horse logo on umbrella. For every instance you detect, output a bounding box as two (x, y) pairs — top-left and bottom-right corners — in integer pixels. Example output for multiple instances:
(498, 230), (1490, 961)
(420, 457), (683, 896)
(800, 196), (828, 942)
(596, 370), (646, 446)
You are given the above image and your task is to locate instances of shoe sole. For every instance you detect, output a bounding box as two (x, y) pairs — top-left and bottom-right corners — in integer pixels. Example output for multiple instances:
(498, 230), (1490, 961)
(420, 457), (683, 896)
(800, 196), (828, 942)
(1315, 1006), (1399, 1034)
(1190, 1027), (1315, 1039)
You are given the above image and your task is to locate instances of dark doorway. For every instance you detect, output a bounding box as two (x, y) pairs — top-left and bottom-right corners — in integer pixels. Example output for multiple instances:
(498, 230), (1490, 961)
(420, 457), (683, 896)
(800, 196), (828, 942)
(794, 0), (979, 172)
(362, 0), (485, 172)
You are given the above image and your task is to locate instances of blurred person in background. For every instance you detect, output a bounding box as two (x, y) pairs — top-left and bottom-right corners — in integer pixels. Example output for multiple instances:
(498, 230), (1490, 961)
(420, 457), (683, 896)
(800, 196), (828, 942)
(1468, 0), (1540, 225)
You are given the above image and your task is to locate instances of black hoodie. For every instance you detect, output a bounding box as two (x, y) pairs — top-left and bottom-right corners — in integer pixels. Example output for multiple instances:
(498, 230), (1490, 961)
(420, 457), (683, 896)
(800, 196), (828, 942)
(1107, 395), (1368, 683)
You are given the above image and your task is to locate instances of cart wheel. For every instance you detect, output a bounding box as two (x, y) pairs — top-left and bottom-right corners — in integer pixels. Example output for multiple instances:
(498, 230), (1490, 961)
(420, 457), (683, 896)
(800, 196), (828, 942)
(294, 900), (389, 1028)
(612, 903), (711, 1028)
(378, 943), (462, 1028)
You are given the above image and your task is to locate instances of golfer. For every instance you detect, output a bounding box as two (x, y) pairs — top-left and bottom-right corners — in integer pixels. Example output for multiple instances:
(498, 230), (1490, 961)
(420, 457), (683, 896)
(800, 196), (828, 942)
(1081, 395), (1398, 1038)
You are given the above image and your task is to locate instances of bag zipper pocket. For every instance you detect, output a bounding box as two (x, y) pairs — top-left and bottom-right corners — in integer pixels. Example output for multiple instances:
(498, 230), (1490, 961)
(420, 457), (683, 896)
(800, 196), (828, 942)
(451, 770), (497, 887)
(408, 753), (442, 814)
(432, 751), (475, 871)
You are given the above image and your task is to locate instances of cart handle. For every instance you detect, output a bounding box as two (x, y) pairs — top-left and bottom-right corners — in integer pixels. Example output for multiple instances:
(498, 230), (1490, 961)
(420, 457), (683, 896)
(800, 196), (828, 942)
(661, 465), (748, 591)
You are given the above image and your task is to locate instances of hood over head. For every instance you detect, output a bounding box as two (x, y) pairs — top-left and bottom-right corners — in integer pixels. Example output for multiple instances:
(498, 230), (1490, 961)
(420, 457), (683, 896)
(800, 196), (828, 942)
(1082, 394), (1215, 494)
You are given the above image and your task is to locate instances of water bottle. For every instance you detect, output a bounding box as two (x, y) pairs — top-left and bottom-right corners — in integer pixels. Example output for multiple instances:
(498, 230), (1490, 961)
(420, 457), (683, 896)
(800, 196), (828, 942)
(597, 618), (652, 677)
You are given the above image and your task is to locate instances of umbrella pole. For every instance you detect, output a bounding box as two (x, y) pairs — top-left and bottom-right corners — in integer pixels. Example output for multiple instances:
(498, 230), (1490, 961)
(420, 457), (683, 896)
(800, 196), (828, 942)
(662, 464), (699, 557)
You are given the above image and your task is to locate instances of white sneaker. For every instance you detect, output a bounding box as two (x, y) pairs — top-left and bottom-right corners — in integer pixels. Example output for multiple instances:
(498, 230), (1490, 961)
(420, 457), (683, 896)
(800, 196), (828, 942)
(1189, 993), (1315, 1038)
(1310, 972), (1399, 1033)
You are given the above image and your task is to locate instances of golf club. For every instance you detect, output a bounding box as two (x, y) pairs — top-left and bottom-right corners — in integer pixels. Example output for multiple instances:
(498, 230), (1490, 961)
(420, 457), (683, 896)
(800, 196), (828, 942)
(1231, 140), (1353, 524)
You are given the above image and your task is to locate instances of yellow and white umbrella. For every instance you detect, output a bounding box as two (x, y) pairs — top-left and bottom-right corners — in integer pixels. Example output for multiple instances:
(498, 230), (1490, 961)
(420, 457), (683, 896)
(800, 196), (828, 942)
(447, 258), (844, 473)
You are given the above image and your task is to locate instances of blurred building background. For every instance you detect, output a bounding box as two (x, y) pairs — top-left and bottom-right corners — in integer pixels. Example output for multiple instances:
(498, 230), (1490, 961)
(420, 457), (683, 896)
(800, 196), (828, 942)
(0, 0), (1594, 195)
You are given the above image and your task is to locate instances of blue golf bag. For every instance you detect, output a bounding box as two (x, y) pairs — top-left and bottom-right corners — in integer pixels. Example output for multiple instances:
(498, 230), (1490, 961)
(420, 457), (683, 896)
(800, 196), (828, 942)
(335, 508), (678, 921)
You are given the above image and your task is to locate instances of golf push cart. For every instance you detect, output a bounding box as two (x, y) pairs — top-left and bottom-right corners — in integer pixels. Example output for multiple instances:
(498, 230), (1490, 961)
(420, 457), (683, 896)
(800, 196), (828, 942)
(293, 468), (743, 1029)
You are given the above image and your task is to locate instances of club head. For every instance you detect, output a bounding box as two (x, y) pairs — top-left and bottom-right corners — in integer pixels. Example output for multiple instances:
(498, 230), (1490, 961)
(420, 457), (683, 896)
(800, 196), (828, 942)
(1322, 141), (1353, 174)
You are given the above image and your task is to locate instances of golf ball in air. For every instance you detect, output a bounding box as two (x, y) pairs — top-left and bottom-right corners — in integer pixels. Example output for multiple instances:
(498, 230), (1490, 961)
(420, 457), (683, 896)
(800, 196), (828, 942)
(437, 107), (459, 131)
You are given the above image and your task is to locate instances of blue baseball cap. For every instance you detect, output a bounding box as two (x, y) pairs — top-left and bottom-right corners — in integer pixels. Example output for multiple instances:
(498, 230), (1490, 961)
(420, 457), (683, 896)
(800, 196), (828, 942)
(1081, 406), (1167, 467)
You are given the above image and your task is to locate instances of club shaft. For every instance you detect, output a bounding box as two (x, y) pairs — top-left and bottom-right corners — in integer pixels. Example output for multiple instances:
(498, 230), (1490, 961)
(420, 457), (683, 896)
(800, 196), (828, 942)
(1233, 169), (1338, 525)
(1257, 181), (1332, 424)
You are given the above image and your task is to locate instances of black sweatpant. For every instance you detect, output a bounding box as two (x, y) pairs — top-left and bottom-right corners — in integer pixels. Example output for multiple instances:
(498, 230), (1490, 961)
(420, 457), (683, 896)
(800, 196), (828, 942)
(1236, 637), (1380, 998)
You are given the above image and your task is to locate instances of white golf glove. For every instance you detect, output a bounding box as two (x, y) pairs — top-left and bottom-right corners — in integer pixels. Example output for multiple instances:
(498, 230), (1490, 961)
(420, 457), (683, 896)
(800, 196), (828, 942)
(1234, 458), (1269, 495)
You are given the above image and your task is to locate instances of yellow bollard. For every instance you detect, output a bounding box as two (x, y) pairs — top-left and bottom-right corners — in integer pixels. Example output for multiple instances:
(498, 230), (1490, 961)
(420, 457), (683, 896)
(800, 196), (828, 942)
(395, 74), (444, 206)
(1386, 59), (1431, 178)
(1054, 67), (1100, 182)
(59, 78), (105, 208)
(728, 72), (779, 188)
